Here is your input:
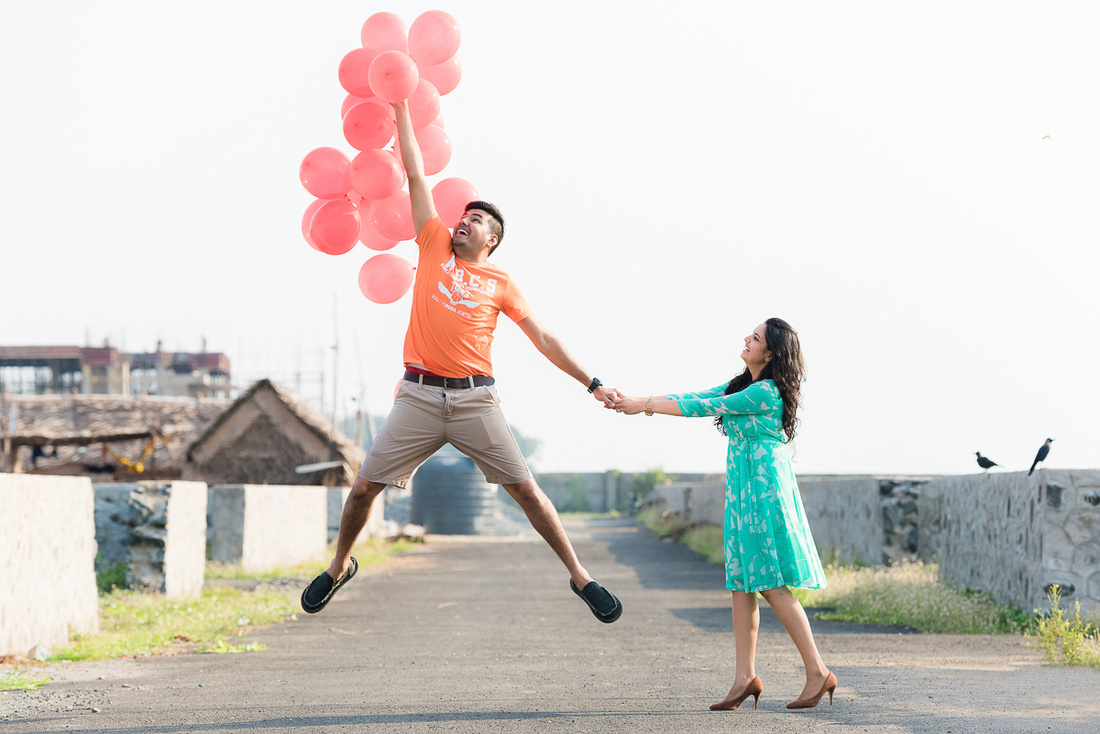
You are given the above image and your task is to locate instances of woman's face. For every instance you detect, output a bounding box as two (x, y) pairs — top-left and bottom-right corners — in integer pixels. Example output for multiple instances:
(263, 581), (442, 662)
(740, 323), (772, 373)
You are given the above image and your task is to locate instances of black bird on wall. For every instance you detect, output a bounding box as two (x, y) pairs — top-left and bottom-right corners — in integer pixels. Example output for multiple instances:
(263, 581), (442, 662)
(975, 452), (998, 471)
(1028, 438), (1054, 476)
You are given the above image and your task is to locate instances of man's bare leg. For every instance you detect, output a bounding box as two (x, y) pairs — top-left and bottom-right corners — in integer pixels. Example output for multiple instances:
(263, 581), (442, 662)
(501, 477), (593, 588)
(325, 477), (386, 580)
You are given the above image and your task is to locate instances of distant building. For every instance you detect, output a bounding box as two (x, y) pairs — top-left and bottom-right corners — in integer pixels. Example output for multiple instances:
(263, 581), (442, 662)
(0, 391), (230, 479)
(184, 378), (364, 487)
(0, 341), (230, 399)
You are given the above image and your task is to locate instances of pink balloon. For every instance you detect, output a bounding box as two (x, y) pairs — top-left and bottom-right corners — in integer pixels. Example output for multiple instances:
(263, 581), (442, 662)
(309, 199), (361, 255)
(358, 212), (399, 251)
(370, 191), (415, 242)
(360, 12), (408, 53)
(416, 125), (452, 176)
(359, 253), (415, 304)
(301, 198), (327, 250)
(407, 79), (441, 129)
(350, 149), (404, 201)
(417, 56), (462, 96)
(408, 10), (461, 66)
(368, 50), (420, 104)
(299, 147), (351, 200)
(343, 100), (396, 151)
(432, 178), (480, 229)
(338, 48), (378, 98)
(342, 93), (380, 119)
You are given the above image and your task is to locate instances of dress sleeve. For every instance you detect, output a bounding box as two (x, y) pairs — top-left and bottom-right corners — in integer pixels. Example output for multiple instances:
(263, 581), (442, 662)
(674, 380), (781, 418)
(664, 384), (728, 402)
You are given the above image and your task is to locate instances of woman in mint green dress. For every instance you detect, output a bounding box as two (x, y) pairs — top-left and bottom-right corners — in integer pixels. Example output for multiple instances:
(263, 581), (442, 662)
(614, 318), (836, 712)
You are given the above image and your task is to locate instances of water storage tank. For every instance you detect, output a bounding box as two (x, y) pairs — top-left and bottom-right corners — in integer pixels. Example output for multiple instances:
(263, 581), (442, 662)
(410, 455), (498, 535)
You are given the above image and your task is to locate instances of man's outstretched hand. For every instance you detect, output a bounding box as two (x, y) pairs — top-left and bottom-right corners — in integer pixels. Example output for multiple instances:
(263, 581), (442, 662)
(593, 385), (621, 408)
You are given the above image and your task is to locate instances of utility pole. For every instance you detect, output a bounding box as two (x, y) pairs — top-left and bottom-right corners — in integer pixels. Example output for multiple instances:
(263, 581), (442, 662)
(352, 328), (374, 448)
(331, 294), (339, 428)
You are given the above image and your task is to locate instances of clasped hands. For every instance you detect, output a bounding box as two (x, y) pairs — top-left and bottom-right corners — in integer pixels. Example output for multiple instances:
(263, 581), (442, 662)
(592, 386), (649, 415)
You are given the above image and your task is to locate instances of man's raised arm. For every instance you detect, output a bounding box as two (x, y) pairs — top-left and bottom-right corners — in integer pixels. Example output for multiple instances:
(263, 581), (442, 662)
(392, 100), (436, 236)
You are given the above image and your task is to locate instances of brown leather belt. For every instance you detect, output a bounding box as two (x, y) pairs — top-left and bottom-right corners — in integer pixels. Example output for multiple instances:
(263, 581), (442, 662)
(403, 370), (495, 389)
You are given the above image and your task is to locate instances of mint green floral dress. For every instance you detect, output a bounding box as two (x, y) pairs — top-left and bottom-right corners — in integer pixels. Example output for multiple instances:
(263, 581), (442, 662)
(669, 379), (827, 592)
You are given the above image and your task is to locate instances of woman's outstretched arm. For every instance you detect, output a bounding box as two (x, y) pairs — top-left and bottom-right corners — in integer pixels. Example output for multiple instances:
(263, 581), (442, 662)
(612, 394), (683, 416)
(614, 380), (779, 418)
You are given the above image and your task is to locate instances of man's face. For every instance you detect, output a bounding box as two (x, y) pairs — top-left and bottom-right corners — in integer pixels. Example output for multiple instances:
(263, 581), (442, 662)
(453, 209), (497, 252)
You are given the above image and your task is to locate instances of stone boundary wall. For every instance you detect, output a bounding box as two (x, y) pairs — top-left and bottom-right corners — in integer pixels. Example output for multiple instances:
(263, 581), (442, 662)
(94, 481), (208, 599)
(1, 474), (99, 657)
(208, 485), (328, 572)
(653, 475), (935, 566)
(920, 470), (1100, 617)
(796, 476), (882, 565)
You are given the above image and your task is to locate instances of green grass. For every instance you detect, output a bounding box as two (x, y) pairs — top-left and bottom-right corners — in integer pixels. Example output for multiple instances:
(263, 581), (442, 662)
(54, 537), (414, 663)
(801, 562), (1033, 634)
(201, 637), (266, 654)
(0, 669), (52, 691)
(52, 585), (296, 662)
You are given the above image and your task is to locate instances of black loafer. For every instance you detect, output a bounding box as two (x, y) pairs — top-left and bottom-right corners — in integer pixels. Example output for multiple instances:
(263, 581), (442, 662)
(301, 557), (358, 614)
(571, 579), (622, 623)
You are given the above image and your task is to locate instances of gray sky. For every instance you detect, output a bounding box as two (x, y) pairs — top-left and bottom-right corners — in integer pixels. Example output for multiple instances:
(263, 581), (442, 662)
(3, 1), (1097, 477)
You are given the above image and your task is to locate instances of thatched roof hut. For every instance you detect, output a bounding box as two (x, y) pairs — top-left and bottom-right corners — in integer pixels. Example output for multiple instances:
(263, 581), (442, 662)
(1, 392), (230, 480)
(183, 379), (365, 487)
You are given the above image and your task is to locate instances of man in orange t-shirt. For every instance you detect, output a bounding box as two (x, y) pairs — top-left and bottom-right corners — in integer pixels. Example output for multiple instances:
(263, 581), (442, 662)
(301, 99), (623, 625)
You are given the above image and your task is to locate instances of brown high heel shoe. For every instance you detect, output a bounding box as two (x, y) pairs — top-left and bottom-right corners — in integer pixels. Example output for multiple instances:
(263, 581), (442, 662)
(709, 676), (763, 711)
(786, 671), (837, 710)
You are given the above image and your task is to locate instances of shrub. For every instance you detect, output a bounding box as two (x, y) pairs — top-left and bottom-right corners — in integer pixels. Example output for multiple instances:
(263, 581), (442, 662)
(1027, 585), (1100, 667)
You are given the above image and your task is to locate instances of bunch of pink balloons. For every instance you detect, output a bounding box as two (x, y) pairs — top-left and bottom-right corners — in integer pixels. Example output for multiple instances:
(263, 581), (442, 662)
(299, 10), (480, 305)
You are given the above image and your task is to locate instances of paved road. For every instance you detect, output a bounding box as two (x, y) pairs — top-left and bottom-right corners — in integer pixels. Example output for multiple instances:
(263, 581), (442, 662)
(4, 516), (1099, 733)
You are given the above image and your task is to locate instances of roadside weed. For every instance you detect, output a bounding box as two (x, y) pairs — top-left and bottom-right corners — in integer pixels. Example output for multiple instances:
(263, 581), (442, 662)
(1027, 585), (1100, 667)
(0, 669), (52, 691)
(201, 637), (267, 654)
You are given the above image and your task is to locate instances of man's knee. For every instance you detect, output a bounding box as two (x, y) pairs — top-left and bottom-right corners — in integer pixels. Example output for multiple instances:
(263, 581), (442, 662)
(351, 477), (386, 502)
(503, 478), (547, 507)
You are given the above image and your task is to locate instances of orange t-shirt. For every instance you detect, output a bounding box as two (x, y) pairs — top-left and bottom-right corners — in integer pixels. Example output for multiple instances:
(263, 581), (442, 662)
(402, 215), (532, 377)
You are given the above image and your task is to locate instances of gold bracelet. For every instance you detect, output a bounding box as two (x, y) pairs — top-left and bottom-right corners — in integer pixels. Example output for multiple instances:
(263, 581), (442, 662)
(645, 397), (654, 416)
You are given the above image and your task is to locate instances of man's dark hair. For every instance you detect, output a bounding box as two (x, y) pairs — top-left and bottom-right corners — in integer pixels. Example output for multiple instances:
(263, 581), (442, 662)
(464, 200), (505, 255)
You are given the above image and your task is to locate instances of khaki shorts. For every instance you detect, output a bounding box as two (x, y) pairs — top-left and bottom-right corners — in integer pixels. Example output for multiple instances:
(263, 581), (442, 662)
(358, 379), (533, 487)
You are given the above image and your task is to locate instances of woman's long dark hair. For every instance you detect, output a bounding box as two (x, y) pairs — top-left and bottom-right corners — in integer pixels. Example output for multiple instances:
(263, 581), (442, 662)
(714, 318), (805, 442)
